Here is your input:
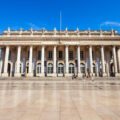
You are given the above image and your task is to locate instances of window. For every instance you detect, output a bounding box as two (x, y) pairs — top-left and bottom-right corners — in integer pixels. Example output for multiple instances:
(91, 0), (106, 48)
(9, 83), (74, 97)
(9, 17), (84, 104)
(93, 64), (96, 73)
(69, 51), (73, 60)
(48, 63), (53, 74)
(58, 63), (64, 74)
(48, 51), (52, 59)
(20, 64), (21, 73)
(38, 51), (41, 60)
(8, 51), (11, 60)
(28, 51), (29, 59)
(92, 51), (94, 60)
(110, 51), (113, 59)
(80, 63), (85, 73)
(59, 51), (63, 59)
(80, 51), (84, 60)
(69, 63), (74, 74)
(26, 63), (29, 73)
(37, 63), (41, 73)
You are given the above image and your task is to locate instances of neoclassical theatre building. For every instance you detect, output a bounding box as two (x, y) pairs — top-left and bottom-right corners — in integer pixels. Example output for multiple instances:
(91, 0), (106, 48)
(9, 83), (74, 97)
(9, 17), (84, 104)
(0, 27), (120, 78)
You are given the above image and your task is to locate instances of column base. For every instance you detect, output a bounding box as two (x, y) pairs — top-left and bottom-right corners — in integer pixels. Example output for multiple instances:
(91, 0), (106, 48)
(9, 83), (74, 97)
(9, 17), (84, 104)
(96, 72), (99, 77)
(14, 73), (21, 77)
(102, 73), (107, 77)
(64, 73), (70, 77)
(2, 73), (8, 77)
(39, 73), (45, 77)
(115, 73), (120, 77)
(89, 73), (93, 77)
(27, 73), (33, 77)
(52, 73), (57, 77)
(107, 73), (110, 77)
(78, 73), (82, 78)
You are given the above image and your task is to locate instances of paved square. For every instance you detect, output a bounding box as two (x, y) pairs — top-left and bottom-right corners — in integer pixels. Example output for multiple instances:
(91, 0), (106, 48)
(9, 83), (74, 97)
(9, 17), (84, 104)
(0, 79), (120, 120)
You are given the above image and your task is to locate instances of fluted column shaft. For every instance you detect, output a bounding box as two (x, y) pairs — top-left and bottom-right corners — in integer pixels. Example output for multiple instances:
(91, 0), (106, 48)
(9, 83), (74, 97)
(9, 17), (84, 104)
(28, 46), (33, 76)
(77, 46), (82, 77)
(89, 46), (93, 74)
(65, 45), (69, 75)
(15, 46), (21, 76)
(113, 46), (118, 74)
(3, 46), (9, 76)
(101, 46), (106, 75)
(41, 46), (45, 74)
(53, 46), (57, 75)
(0, 47), (3, 76)
(117, 48), (120, 73)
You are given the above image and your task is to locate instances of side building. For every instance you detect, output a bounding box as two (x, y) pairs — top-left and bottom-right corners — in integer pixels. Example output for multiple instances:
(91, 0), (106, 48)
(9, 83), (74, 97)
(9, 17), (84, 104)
(0, 27), (120, 77)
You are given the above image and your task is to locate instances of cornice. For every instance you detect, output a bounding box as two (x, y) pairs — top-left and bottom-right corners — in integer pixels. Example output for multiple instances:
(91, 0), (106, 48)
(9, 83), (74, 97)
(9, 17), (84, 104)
(0, 36), (120, 41)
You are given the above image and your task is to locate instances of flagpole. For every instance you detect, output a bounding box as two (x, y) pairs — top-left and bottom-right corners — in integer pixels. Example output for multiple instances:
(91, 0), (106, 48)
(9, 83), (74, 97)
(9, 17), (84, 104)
(60, 11), (62, 32)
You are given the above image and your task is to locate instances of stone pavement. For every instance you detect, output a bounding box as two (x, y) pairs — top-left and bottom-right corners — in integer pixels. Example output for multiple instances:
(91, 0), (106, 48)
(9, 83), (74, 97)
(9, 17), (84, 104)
(0, 78), (120, 120)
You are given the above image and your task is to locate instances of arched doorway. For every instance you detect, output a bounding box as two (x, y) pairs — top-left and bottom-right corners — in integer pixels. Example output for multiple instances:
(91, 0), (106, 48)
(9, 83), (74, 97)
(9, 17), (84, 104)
(7, 63), (11, 76)
(58, 63), (64, 77)
(26, 63), (29, 74)
(93, 63), (96, 74)
(69, 63), (74, 76)
(36, 63), (41, 76)
(110, 63), (114, 77)
(47, 63), (53, 76)
(80, 63), (85, 75)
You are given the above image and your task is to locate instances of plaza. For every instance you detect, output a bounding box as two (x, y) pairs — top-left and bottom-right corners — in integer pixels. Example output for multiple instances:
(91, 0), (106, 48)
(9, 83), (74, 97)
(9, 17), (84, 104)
(0, 78), (120, 120)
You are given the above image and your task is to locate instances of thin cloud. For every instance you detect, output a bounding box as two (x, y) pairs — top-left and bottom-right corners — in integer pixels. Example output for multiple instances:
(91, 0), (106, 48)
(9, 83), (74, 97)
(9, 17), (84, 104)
(101, 21), (120, 27)
(28, 23), (41, 30)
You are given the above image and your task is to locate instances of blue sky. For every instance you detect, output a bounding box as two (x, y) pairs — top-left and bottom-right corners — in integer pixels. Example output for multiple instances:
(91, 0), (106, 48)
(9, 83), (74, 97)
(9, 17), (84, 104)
(0, 0), (120, 33)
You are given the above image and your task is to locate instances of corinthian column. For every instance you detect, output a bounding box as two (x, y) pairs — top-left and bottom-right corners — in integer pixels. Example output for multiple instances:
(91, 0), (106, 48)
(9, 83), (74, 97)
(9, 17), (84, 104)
(117, 48), (120, 73)
(89, 46), (93, 76)
(2, 46), (9, 77)
(15, 46), (21, 77)
(101, 46), (107, 77)
(41, 46), (45, 76)
(113, 46), (118, 76)
(53, 46), (57, 76)
(0, 47), (3, 76)
(27, 46), (33, 77)
(65, 45), (69, 76)
(77, 46), (82, 77)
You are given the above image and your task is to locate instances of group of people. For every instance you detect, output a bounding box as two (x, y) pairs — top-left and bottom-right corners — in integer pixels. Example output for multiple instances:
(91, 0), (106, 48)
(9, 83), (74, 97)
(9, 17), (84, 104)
(72, 74), (94, 81)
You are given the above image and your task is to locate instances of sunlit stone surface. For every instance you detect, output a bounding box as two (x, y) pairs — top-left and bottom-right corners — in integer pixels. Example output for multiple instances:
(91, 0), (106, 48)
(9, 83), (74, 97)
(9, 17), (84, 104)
(0, 79), (120, 120)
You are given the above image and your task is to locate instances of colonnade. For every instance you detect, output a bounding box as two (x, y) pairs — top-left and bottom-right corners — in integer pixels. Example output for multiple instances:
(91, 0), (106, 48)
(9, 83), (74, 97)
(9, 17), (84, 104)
(0, 45), (119, 77)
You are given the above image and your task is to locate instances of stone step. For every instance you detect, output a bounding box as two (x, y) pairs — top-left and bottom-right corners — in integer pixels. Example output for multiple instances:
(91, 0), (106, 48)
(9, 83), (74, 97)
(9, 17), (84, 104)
(0, 77), (120, 81)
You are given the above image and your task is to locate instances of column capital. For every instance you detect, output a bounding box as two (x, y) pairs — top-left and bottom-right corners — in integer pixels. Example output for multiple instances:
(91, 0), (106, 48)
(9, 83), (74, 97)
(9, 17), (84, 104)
(30, 45), (33, 48)
(17, 45), (21, 48)
(42, 45), (45, 48)
(6, 45), (9, 48)
(112, 45), (116, 48)
(54, 45), (57, 48)
(65, 45), (69, 47)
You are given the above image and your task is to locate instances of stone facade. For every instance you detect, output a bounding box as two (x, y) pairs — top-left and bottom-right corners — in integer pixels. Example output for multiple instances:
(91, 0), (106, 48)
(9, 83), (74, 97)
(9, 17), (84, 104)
(0, 27), (120, 77)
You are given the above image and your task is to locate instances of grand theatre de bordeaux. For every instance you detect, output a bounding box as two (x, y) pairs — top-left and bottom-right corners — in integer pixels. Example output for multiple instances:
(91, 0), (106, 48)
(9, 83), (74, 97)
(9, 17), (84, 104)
(0, 27), (120, 78)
